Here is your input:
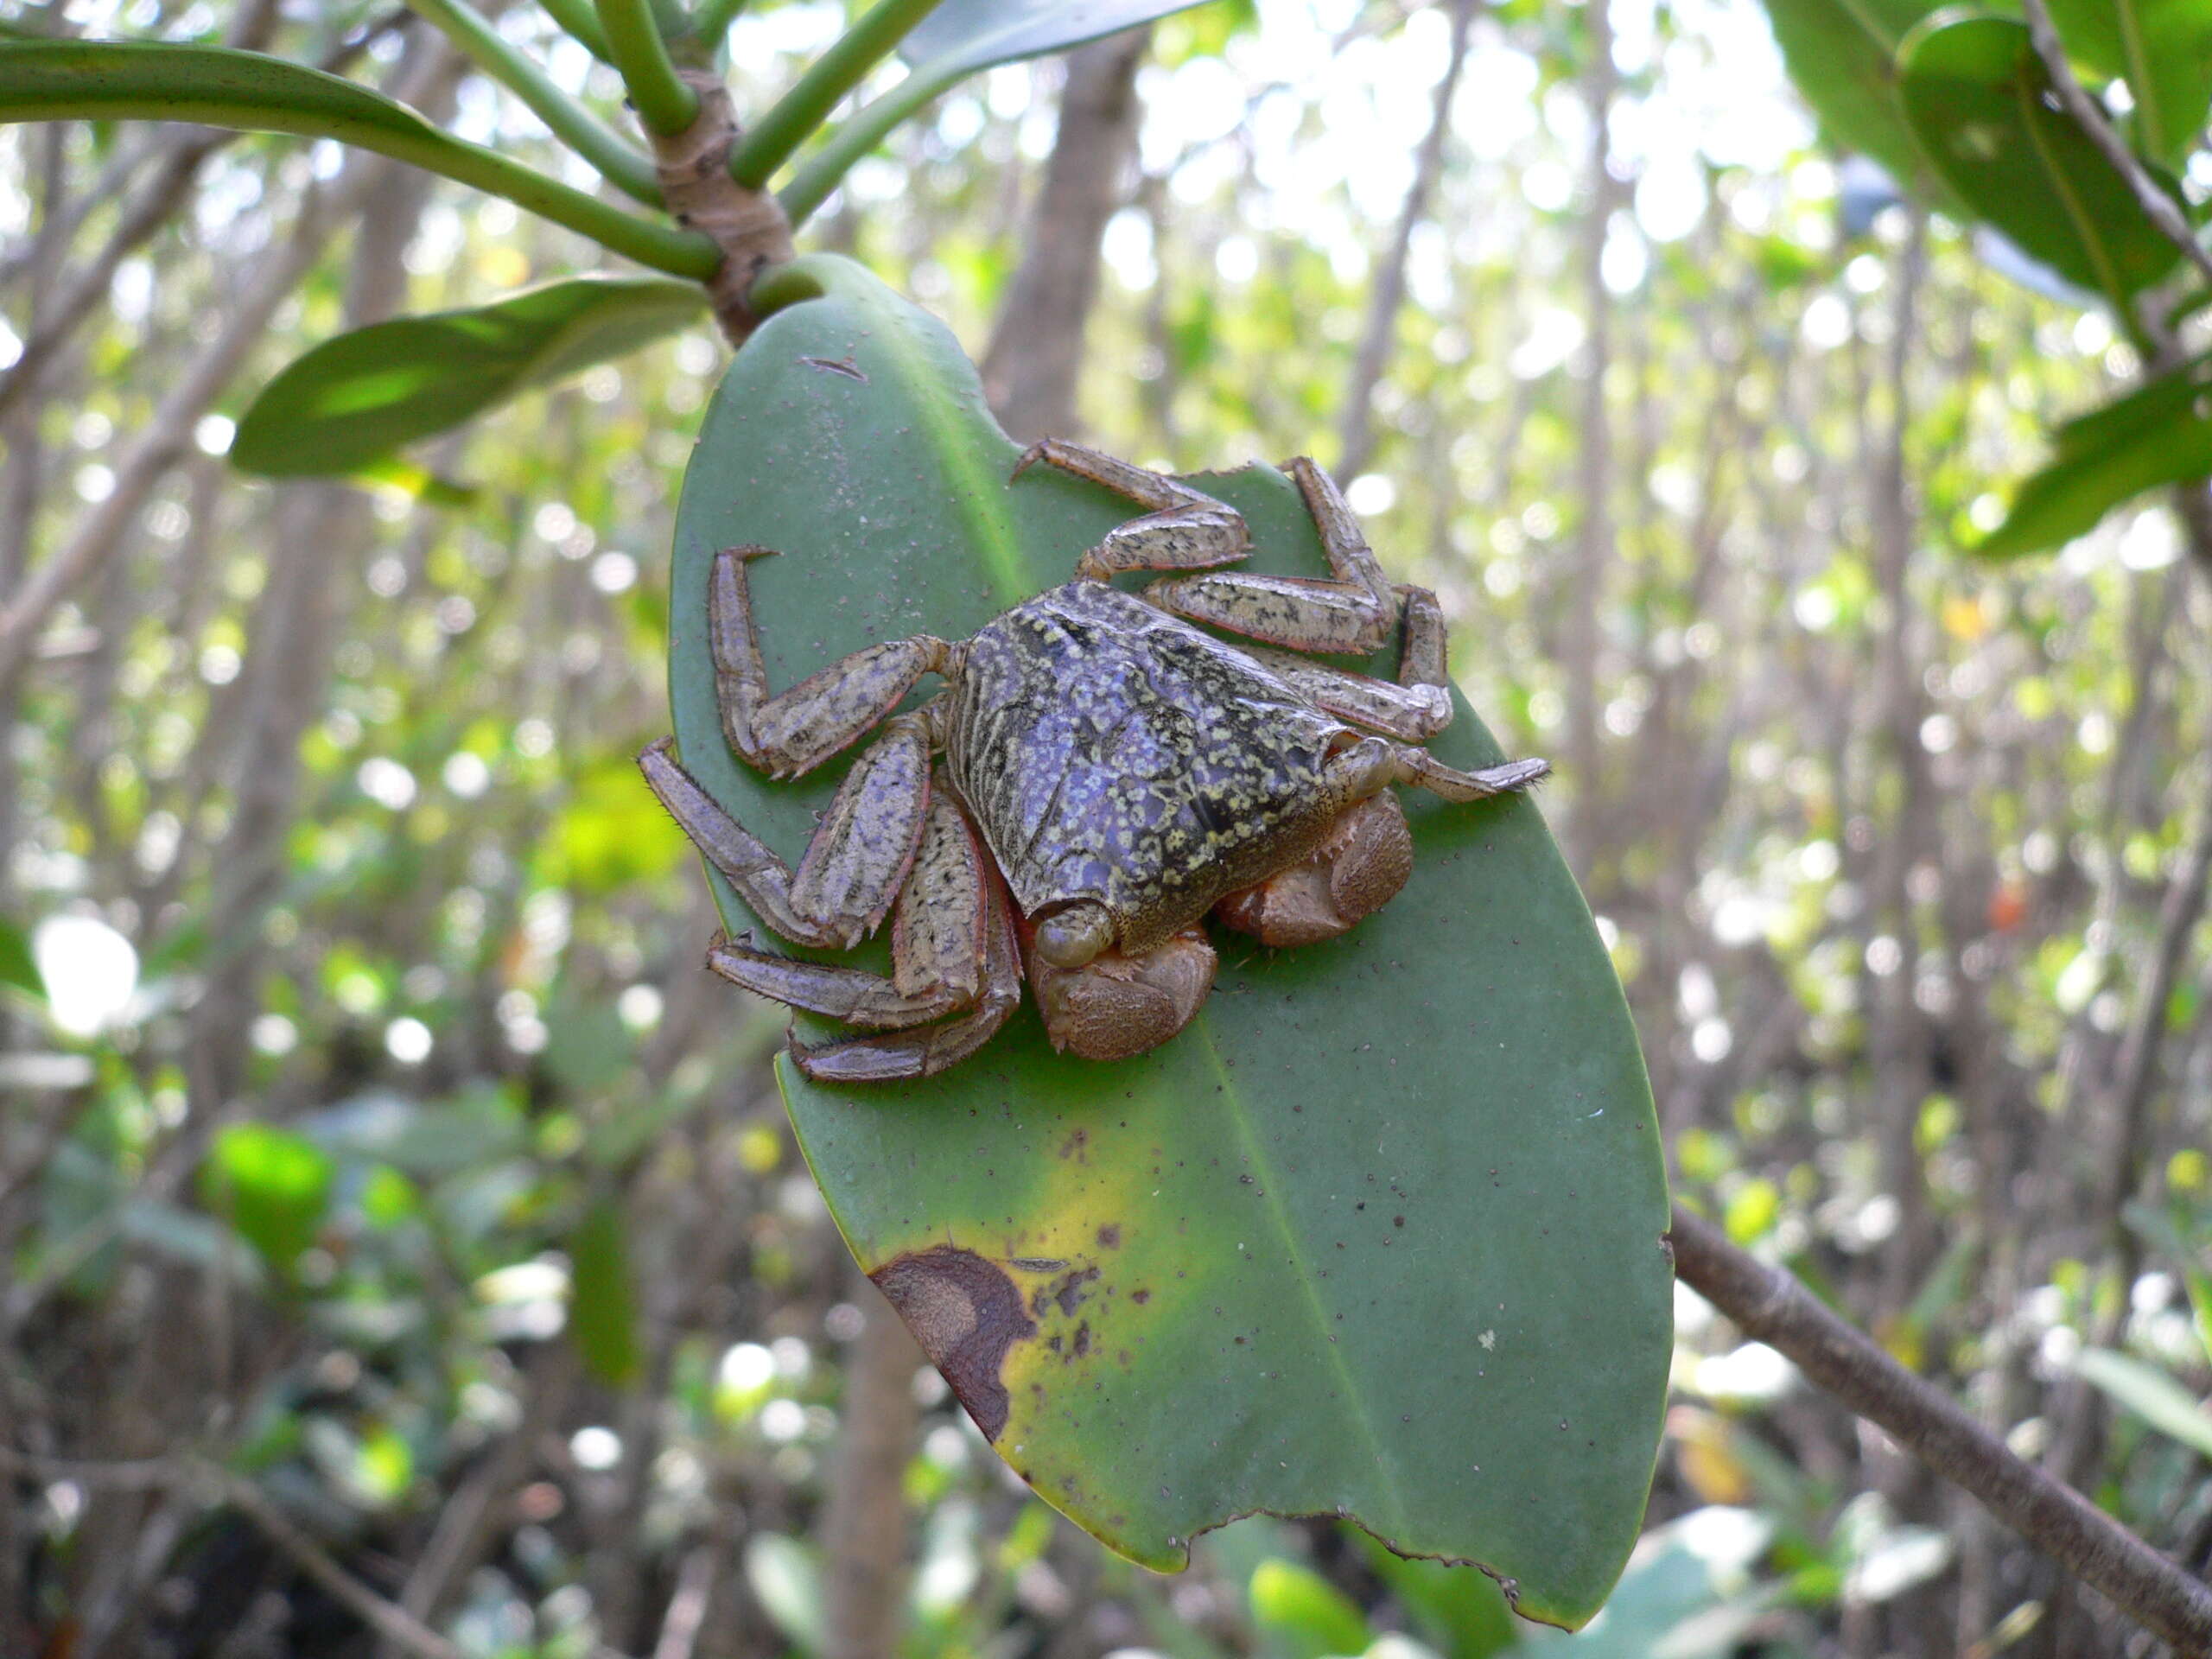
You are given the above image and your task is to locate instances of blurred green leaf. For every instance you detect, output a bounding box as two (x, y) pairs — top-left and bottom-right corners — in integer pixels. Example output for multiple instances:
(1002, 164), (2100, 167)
(899, 0), (1224, 76)
(1358, 1534), (1518, 1659)
(0, 914), (42, 1003)
(1251, 1559), (1372, 1659)
(1976, 353), (2212, 557)
(535, 752), (692, 893)
(669, 253), (1671, 1629)
(744, 1534), (826, 1656)
(232, 277), (708, 477)
(202, 1122), (334, 1278)
(1898, 13), (2185, 304)
(569, 1197), (644, 1387)
(1725, 1178), (1781, 1244)
(2045, 0), (2212, 163)
(1751, 0), (1952, 198)
(2073, 1347), (2212, 1457)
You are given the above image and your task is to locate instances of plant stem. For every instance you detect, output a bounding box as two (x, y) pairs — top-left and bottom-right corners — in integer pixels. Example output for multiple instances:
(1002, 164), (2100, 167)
(0, 44), (719, 276)
(728, 0), (945, 189)
(537, 0), (614, 61)
(2018, 0), (2212, 294)
(404, 0), (660, 202)
(1669, 1205), (2212, 1657)
(594, 0), (698, 135)
(775, 56), (961, 228)
(685, 0), (749, 51)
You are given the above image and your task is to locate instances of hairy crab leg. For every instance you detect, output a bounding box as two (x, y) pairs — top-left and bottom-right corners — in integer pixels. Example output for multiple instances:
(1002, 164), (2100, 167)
(1141, 455), (1402, 655)
(1392, 748), (1550, 802)
(1010, 438), (1249, 579)
(1239, 588), (1456, 741)
(791, 855), (1024, 1084)
(709, 545), (956, 778)
(703, 788), (991, 1030)
(639, 715), (931, 950)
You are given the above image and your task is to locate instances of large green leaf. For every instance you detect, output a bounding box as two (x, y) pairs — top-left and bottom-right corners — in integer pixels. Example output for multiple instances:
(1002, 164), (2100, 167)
(2046, 0), (2212, 164)
(1897, 12), (2185, 304)
(0, 42), (715, 277)
(900, 0), (1222, 74)
(1753, 0), (1954, 201)
(661, 255), (1669, 1630)
(232, 277), (707, 477)
(1976, 352), (2212, 557)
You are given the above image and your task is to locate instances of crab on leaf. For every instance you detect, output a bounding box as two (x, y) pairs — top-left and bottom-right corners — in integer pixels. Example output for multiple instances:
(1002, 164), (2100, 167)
(639, 440), (1547, 1081)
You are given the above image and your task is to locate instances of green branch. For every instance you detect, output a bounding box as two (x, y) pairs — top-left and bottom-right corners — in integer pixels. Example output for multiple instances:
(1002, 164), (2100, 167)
(404, 0), (660, 202)
(593, 0), (697, 135)
(775, 55), (961, 228)
(537, 0), (614, 61)
(685, 0), (751, 52)
(0, 43), (719, 278)
(729, 0), (945, 189)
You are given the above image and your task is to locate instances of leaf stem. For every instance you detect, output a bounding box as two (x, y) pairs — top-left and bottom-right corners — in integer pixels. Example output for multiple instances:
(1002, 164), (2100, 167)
(774, 55), (962, 228)
(685, 0), (750, 51)
(537, 0), (613, 61)
(594, 0), (699, 135)
(0, 44), (719, 277)
(728, 0), (946, 189)
(404, 0), (660, 202)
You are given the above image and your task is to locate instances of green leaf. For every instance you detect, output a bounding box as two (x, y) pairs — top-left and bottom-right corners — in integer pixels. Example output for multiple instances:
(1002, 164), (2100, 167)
(1751, 0), (1954, 199)
(0, 915), (42, 1004)
(232, 277), (708, 477)
(744, 1535), (826, 1656)
(2045, 0), (2212, 164)
(899, 0), (1224, 75)
(664, 255), (1671, 1630)
(1897, 12), (2186, 304)
(1250, 1559), (1372, 1659)
(569, 1197), (644, 1387)
(1976, 353), (2212, 557)
(0, 43), (718, 277)
(201, 1122), (334, 1279)
(2071, 1348), (2212, 1458)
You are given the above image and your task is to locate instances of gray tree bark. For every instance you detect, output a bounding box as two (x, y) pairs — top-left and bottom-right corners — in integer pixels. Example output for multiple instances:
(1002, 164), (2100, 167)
(980, 28), (1152, 445)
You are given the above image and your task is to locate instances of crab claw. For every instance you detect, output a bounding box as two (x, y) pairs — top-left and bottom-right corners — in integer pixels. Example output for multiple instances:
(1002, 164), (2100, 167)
(1024, 925), (1217, 1062)
(1215, 791), (1413, 948)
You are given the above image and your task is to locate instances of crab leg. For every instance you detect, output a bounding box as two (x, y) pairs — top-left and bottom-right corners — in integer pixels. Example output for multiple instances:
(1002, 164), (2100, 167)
(1319, 733), (1549, 807)
(702, 791), (990, 1030)
(1141, 456), (1401, 655)
(639, 715), (931, 950)
(791, 856), (1025, 1084)
(710, 545), (954, 778)
(1241, 588), (1455, 741)
(1011, 438), (1249, 580)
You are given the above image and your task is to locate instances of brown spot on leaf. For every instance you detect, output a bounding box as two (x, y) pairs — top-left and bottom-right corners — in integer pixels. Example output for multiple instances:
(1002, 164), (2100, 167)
(1096, 1224), (1121, 1249)
(872, 1246), (1034, 1441)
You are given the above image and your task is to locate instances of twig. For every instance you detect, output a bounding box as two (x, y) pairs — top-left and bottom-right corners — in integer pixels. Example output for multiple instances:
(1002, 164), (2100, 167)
(1337, 0), (1480, 480)
(0, 1446), (463, 1659)
(2018, 0), (2212, 295)
(1669, 1205), (2212, 1656)
(214, 1470), (467, 1659)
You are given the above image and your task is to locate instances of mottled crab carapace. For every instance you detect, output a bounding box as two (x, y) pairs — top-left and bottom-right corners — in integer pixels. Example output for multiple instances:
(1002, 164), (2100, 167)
(639, 441), (1548, 1082)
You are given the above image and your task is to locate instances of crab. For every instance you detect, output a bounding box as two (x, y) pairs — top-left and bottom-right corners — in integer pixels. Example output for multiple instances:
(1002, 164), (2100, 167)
(639, 441), (1548, 1083)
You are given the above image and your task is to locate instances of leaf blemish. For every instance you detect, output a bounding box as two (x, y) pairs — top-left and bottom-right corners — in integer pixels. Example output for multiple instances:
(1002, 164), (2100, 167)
(871, 1245), (1035, 1441)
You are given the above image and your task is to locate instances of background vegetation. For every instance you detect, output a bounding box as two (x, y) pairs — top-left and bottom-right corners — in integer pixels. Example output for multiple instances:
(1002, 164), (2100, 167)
(3, 0), (2210, 1656)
